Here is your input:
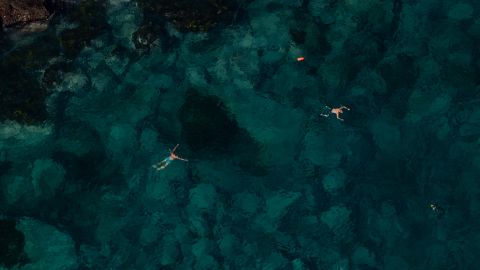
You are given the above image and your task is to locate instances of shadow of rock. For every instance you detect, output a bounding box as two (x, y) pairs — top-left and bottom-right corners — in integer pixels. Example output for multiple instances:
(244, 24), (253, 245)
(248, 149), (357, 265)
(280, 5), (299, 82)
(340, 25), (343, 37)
(0, 220), (29, 268)
(179, 89), (266, 175)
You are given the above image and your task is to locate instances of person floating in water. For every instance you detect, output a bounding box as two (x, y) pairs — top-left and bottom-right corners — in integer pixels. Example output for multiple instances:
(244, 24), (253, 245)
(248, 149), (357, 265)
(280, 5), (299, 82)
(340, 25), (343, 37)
(430, 202), (445, 219)
(320, 105), (350, 121)
(152, 144), (188, 170)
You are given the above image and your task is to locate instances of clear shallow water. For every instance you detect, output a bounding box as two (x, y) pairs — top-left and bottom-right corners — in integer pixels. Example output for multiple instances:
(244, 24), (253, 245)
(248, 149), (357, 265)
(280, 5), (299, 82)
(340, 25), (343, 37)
(0, 0), (480, 269)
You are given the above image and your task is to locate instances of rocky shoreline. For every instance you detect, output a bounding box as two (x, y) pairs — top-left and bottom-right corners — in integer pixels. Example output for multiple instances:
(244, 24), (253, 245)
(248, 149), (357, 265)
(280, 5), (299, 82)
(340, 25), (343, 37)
(0, 0), (245, 124)
(0, 0), (50, 29)
(0, 0), (82, 31)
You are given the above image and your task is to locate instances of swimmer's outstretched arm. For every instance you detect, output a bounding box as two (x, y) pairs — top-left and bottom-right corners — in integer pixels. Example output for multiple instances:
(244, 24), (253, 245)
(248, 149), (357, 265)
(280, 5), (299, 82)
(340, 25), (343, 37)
(171, 144), (180, 153)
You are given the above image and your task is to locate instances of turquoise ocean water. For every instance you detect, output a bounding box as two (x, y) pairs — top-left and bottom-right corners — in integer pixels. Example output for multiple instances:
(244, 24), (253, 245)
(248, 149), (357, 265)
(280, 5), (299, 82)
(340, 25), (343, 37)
(1, 0), (480, 269)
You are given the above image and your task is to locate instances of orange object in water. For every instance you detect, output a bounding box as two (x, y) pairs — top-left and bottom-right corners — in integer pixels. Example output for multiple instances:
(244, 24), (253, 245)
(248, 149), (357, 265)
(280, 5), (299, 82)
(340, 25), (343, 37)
(296, 56), (305, 62)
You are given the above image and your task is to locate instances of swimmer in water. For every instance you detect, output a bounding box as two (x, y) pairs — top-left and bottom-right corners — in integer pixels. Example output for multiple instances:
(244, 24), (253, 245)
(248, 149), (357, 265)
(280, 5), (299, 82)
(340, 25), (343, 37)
(320, 105), (350, 121)
(152, 144), (188, 170)
(430, 202), (445, 218)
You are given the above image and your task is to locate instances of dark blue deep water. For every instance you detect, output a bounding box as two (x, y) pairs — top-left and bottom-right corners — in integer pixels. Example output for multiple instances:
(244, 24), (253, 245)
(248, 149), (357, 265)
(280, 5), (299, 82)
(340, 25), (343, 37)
(1, 0), (480, 269)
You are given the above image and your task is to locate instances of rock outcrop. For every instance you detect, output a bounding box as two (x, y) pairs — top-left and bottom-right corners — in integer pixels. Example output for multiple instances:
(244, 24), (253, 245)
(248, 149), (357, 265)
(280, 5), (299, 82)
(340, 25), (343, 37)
(0, 0), (50, 28)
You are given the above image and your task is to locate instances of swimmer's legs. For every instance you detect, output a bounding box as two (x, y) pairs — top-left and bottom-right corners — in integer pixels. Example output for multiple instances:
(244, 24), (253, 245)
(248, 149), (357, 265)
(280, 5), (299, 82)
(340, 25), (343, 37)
(152, 158), (171, 170)
(320, 106), (331, 118)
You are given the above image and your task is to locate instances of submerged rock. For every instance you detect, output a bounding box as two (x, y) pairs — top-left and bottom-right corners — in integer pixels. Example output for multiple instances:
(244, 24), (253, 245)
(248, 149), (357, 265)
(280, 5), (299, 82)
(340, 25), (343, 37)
(322, 169), (347, 194)
(16, 217), (78, 270)
(137, 0), (238, 32)
(320, 205), (353, 242)
(132, 0), (239, 50)
(132, 24), (162, 50)
(31, 158), (66, 199)
(352, 246), (378, 269)
(59, 0), (109, 58)
(255, 191), (301, 233)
